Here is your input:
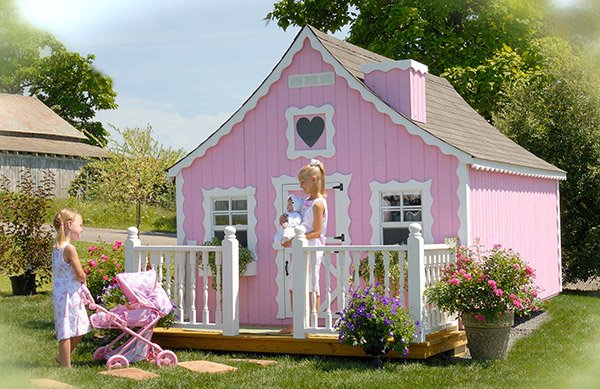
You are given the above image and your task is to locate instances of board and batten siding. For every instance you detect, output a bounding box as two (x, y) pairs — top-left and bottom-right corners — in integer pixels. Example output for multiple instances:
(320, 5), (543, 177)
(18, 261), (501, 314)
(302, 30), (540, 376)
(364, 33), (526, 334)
(181, 38), (461, 325)
(0, 152), (88, 198)
(469, 168), (561, 298)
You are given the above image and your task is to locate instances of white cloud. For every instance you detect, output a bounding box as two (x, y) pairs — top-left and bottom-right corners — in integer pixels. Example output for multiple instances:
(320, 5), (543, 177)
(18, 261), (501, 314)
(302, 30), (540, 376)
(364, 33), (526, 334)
(96, 96), (231, 152)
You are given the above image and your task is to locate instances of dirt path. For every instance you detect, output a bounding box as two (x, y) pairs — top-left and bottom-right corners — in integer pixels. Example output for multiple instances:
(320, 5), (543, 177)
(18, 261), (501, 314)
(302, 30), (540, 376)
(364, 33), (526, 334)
(82, 227), (177, 246)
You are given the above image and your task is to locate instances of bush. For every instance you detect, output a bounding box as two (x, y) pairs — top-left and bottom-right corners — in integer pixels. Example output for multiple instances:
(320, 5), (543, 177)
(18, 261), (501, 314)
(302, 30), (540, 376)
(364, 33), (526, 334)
(82, 241), (125, 300)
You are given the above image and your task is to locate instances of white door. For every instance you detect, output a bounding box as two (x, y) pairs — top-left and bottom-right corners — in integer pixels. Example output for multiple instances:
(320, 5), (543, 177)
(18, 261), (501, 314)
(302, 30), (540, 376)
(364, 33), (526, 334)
(271, 173), (351, 318)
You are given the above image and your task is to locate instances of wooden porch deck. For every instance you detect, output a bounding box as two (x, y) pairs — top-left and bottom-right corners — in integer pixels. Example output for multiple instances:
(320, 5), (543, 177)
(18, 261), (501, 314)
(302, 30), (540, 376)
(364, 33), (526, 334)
(153, 326), (467, 359)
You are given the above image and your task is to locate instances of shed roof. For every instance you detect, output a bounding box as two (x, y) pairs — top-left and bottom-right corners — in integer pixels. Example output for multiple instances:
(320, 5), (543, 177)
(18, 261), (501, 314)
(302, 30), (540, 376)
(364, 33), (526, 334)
(0, 94), (107, 158)
(310, 26), (562, 174)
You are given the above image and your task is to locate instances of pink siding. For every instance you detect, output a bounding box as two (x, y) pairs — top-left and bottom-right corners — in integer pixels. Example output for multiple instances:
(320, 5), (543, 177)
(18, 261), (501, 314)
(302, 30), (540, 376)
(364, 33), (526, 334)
(469, 169), (561, 298)
(181, 38), (461, 325)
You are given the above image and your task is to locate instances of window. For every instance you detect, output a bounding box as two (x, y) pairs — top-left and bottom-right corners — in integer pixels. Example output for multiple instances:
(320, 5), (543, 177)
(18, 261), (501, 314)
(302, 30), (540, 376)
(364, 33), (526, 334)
(202, 186), (257, 258)
(369, 180), (433, 245)
(380, 192), (422, 245)
(211, 197), (248, 247)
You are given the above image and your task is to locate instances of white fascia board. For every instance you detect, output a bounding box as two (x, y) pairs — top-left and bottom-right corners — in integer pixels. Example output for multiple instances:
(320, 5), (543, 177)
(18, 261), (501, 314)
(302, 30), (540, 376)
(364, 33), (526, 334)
(471, 159), (567, 181)
(168, 26), (472, 178)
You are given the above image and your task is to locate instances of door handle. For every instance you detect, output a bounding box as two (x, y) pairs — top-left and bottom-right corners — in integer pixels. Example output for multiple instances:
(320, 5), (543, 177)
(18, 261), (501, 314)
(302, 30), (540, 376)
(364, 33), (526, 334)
(333, 233), (345, 242)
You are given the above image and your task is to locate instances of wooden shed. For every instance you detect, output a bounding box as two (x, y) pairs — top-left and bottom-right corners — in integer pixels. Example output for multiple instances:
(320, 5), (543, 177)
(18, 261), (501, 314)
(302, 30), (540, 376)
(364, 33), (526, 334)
(0, 93), (107, 197)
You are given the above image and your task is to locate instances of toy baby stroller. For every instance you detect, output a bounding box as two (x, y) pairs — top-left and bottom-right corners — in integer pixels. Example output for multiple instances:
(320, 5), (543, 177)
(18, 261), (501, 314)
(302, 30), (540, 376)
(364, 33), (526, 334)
(82, 269), (178, 369)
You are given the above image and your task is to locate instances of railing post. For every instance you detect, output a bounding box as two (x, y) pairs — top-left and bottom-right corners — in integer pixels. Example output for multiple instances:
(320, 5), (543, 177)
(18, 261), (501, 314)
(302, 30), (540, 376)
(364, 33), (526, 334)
(124, 227), (141, 273)
(408, 223), (426, 341)
(222, 226), (239, 336)
(292, 225), (309, 339)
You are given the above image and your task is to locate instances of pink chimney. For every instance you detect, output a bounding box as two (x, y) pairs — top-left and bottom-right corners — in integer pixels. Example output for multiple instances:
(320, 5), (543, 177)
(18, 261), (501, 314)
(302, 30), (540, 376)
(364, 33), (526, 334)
(361, 59), (428, 123)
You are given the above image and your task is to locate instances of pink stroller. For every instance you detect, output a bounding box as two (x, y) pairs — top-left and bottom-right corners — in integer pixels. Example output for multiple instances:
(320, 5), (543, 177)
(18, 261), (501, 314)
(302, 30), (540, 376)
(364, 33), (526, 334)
(82, 269), (178, 369)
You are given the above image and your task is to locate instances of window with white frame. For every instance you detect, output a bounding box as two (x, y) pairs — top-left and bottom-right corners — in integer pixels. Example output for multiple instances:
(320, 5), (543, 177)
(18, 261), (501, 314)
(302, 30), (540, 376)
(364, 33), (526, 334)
(380, 191), (422, 245)
(202, 187), (257, 257)
(211, 197), (248, 247)
(369, 180), (433, 245)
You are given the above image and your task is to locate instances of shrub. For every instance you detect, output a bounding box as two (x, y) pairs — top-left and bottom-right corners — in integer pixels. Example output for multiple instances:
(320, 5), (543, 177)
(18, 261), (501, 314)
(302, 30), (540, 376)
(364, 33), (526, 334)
(82, 241), (125, 300)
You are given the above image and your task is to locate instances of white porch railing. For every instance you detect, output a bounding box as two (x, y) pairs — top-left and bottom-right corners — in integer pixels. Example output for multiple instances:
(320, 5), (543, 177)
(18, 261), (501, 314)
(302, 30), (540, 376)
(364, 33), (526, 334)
(290, 223), (456, 341)
(124, 226), (239, 336)
(123, 223), (455, 342)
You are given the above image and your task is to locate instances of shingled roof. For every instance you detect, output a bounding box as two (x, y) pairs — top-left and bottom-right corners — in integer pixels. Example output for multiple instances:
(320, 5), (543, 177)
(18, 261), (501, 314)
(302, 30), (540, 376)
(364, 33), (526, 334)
(309, 26), (563, 174)
(0, 94), (107, 158)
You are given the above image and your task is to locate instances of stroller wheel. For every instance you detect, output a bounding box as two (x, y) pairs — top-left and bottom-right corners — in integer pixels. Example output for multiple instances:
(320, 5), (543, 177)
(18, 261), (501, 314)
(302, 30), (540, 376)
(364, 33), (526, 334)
(93, 346), (109, 361)
(156, 350), (178, 367)
(106, 355), (129, 370)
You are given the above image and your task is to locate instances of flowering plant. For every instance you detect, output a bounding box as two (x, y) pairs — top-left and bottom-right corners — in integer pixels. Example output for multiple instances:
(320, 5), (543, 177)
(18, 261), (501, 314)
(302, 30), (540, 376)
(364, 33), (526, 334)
(426, 243), (544, 322)
(82, 241), (125, 301)
(334, 285), (418, 357)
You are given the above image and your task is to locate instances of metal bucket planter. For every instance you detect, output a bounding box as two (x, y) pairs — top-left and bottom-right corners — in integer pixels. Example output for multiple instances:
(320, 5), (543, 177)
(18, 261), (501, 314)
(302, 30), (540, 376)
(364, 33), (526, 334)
(462, 311), (514, 360)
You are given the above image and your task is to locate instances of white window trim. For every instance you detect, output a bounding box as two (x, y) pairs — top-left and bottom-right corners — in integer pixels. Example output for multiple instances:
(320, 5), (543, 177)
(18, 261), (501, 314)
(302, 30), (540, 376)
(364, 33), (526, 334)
(369, 180), (433, 244)
(202, 186), (257, 261)
(285, 104), (336, 160)
(288, 71), (335, 88)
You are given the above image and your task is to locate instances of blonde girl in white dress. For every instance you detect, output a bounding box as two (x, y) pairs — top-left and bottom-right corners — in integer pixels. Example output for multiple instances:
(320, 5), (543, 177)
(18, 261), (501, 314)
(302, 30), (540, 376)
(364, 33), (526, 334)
(52, 209), (90, 367)
(281, 159), (328, 316)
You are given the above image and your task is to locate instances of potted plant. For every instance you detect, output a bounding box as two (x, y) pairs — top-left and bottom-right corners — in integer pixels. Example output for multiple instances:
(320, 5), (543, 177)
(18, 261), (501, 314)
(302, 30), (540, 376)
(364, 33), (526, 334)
(0, 170), (55, 295)
(426, 242), (544, 359)
(334, 285), (418, 368)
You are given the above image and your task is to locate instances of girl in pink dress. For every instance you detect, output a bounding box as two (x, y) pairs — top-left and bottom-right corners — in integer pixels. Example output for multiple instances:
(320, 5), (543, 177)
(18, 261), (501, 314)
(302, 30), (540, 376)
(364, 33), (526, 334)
(52, 209), (90, 367)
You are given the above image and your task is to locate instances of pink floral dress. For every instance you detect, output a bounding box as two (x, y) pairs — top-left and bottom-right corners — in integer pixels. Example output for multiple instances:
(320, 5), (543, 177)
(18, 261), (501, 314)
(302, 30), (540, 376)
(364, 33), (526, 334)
(52, 243), (90, 340)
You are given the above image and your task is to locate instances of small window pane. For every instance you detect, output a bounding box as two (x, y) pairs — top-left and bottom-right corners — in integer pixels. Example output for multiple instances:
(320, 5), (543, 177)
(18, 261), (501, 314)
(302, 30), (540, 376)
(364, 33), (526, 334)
(404, 210), (422, 222)
(383, 210), (402, 222)
(214, 214), (229, 225)
(214, 200), (229, 211)
(383, 228), (409, 245)
(403, 194), (421, 206)
(231, 214), (248, 225)
(382, 194), (402, 207)
(215, 230), (249, 248)
(231, 199), (247, 211)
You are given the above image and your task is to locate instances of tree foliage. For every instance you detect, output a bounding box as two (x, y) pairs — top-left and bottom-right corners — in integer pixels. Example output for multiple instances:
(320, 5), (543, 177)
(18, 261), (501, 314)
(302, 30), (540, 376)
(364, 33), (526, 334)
(494, 42), (600, 283)
(75, 126), (185, 231)
(0, 0), (117, 146)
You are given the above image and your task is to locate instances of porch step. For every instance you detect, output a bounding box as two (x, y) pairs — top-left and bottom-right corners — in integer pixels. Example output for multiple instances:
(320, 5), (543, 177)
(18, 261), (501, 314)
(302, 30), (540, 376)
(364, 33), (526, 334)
(152, 326), (467, 360)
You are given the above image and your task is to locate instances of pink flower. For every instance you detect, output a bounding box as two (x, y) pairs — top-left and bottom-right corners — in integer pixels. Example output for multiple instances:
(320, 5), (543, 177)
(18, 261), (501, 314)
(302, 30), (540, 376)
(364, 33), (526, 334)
(525, 266), (535, 276)
(88, 259), (97, 268)
(97, 268), (102, 273)
(464, 273), (473, 281)
(487, 280), (497, 289)
(116, 263), (121, 269)
(513, 263), (521, 271)
(509, 293), (516, 300)
(113, 241), (123, 250)
(512, 298), (524, 309)
(101, 254), (108, 262)
(459, 269), (466, 276)
(447, 278), (461, 286)
(494, 288), (503, 298)
(102, 275), (108, 281)
(474, 313), (486, 322)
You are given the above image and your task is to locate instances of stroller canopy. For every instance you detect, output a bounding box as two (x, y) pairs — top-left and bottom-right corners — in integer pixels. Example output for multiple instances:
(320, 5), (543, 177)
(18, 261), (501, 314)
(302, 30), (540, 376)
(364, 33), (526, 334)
(116, 269), (173, 316)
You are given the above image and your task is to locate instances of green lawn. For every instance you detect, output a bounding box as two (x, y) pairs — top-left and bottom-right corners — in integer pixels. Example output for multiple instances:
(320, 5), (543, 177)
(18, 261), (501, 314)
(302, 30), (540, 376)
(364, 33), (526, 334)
(47, 198), (176, 233)
(0, 277), (598, 388)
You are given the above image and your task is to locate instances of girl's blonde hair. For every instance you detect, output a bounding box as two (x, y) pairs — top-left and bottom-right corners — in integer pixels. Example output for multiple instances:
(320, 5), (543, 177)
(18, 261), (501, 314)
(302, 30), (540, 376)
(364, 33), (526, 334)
(53, 208), (81, 247)
(298, 159), (326, 198)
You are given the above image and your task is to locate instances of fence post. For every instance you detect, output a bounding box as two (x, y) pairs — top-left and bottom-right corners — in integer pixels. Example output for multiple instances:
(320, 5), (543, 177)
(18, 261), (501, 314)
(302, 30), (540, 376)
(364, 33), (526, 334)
(408, 223), (426, 341)
(124, 227), (141, 273)
(222, 226), (239, 336)
(292, 225), (309, 339)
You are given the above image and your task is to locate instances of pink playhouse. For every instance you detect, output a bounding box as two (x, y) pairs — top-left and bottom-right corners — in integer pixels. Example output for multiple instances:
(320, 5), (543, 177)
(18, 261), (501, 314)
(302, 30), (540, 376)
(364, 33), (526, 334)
(165, 26), (565, 330)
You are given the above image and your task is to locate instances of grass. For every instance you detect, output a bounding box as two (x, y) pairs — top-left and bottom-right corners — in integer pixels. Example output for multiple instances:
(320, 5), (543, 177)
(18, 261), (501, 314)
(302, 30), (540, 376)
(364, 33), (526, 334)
(0, 276), (598, 388)
(47, 198), (176, 233)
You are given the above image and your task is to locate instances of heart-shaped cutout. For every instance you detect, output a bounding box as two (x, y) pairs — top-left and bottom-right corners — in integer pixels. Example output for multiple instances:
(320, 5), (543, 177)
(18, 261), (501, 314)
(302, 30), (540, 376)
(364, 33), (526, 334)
(296, 116), (325, 148)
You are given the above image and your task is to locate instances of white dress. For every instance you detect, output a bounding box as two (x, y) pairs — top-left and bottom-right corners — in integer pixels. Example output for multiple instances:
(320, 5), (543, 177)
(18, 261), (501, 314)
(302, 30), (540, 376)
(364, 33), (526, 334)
(299, 196), (328, 294)
(52, 243), (91, 340)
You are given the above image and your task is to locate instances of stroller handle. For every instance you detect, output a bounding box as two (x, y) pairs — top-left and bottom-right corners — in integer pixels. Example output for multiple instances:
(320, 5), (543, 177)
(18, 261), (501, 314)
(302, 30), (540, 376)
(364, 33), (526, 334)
(80, 284), (97, 310)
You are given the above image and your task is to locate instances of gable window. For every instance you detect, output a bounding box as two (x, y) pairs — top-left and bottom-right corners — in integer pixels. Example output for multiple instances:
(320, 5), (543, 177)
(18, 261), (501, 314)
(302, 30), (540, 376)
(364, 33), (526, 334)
(369, 180), (433, 245)
(202, 186), (257, 259)
(380, 192), (422, 245)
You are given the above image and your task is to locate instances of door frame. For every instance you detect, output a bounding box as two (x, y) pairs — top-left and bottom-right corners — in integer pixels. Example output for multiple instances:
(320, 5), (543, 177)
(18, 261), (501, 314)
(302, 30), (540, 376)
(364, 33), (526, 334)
(271, 172), (352, 318)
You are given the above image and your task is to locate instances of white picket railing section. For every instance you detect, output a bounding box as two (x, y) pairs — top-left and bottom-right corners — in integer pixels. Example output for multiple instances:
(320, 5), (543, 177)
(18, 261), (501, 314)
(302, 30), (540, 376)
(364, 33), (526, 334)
(290, 223), (456, 341)
(123, 223), (455, 342)
(124, 226), (239, 336)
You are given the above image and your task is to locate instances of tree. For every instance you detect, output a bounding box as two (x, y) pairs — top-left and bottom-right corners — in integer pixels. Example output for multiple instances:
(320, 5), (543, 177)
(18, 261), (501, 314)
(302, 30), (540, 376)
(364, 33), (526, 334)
(0, 0), (117, 146)
(83, 126), (185, 231)
(494, 40), (600, 283)
(266, 0), (551, 120)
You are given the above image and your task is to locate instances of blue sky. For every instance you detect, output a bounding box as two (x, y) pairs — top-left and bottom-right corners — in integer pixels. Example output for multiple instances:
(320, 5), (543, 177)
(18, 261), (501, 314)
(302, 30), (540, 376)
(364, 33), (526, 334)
(16, 0), (349, 151)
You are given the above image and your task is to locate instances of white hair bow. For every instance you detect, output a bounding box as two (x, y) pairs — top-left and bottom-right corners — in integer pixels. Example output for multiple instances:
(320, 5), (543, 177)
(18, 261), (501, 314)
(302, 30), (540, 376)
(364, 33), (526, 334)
(310, 159), (321, 167)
